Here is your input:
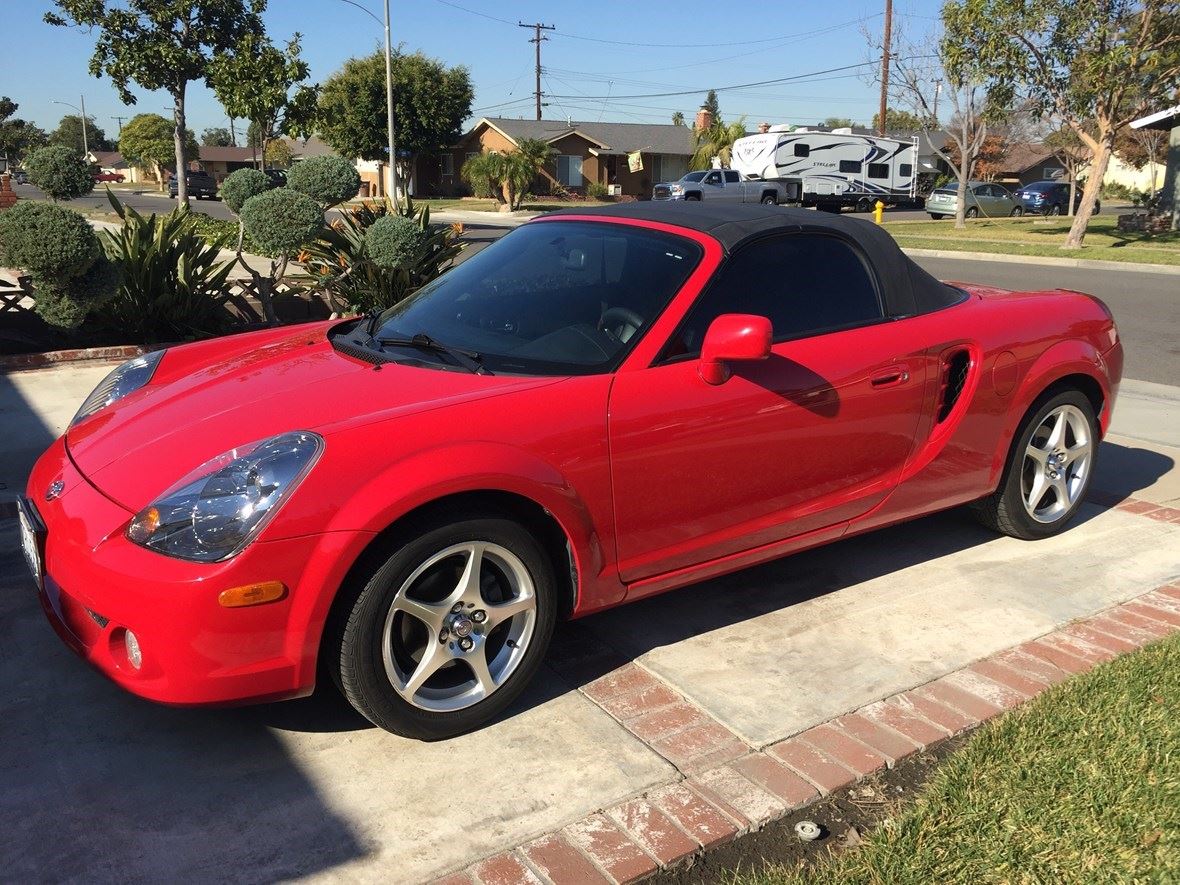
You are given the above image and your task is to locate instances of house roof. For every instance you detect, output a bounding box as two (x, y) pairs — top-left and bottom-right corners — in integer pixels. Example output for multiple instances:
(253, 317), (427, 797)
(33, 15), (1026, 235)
(196, 145), (255, 163)
(471, 117), (696, 156)
(998, 142), (1061, 174)
(1131, 104), (1180, 131)
(280, 135), (338, 159)
(89, 150), (125, 168)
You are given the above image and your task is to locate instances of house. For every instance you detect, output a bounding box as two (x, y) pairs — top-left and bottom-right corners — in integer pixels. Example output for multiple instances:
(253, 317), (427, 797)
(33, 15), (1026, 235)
(992, 143), (1067, 187)
(85, 150), (128, 176)
(192, 146), (256, 182)
(422, 116), (697, 199)
(1131, 104), (1179, 229)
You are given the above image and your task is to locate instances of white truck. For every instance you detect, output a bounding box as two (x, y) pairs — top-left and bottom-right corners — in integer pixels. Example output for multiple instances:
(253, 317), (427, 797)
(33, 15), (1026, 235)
(731, 126), (919, 212)
(651, 168), (796, 204)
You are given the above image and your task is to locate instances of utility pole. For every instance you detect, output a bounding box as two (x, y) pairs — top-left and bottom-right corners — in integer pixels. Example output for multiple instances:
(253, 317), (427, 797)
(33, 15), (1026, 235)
(383, 0), (399, 209)
(519, 21), (555, 120)
(229, 116), (238, 146)
(878, 0), (892, 136)
(931, 81), (942, 126)
(112, 115), (127, 137)
(79, 93), (89, 157)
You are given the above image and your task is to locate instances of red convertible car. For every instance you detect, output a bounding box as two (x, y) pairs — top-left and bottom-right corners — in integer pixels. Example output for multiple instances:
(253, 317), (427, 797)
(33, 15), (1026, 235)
(20, 203), (1121, 738)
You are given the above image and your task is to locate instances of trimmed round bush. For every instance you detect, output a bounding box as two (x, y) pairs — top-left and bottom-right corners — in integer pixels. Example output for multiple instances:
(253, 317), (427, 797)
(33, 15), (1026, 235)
(239, 187), (324, 255)
(365, 215), (429, 269)
(34, 256), (119, 329)
(221, 168), (273, 214)
(286, 156), (361, 207)
(25, 145), (95, 201)
(0, 201), (101, 278)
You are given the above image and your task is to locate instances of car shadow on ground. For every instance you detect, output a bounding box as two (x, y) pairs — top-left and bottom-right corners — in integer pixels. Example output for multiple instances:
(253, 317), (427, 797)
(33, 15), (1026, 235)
(0, 371), (369, 880)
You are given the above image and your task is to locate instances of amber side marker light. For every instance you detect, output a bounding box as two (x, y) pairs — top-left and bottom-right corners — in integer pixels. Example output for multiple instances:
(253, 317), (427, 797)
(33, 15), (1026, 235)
(218, 581), (287, 608)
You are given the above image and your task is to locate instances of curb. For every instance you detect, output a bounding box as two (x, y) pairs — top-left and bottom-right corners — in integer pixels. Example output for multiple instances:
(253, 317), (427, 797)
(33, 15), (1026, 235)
(428, 498), (1180, 885)
(0, 343), (152, 373)
(900, 246), (1180, 275)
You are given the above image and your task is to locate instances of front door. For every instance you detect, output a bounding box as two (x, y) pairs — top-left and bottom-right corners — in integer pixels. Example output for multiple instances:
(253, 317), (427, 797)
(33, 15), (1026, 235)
(609, 232), (928, 583)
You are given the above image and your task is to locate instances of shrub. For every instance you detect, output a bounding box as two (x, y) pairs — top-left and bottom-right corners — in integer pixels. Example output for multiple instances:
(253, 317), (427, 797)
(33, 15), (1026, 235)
(34, 256), (119, 329)
(365, 214), (428, 269)
(0, 200), (101, 277)
(239, 187), (324, 255)
(221, 168), (272, 214)
(586, 181), (610, 200)
(99, 195), (236, 343)
(24, 145), (95, 201)
(286, 156), (361, 207)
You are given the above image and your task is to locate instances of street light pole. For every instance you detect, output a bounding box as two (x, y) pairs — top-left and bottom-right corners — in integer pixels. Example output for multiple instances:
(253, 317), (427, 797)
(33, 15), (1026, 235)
(79, 94), (89, 158)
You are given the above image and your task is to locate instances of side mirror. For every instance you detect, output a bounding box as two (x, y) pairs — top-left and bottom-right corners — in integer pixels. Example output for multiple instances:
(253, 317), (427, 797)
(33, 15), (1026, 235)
(699, 314), (772, 385)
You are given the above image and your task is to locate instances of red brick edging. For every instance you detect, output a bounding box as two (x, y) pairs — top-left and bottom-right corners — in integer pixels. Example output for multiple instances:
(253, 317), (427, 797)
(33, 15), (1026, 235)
(435, 576), (1180, 884)
(0, 344), (155, 372)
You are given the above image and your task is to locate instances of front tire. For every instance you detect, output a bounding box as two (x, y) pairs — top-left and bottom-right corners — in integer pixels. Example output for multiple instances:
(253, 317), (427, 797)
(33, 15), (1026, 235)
(929, 213), (944, 220)
(973, 389), (1098, 540)
(966, 206), (979, 218)
(329, 513), (557, 739)
(1010, 206), (1023, 217)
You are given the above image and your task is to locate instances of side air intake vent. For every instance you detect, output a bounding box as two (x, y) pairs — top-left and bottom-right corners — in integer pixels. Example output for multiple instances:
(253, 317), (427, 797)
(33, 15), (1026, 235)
(936, 349), (971, 423)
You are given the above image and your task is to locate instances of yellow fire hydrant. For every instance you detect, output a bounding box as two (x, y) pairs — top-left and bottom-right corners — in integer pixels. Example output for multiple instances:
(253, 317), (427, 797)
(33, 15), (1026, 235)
(874, 200), (885, 224)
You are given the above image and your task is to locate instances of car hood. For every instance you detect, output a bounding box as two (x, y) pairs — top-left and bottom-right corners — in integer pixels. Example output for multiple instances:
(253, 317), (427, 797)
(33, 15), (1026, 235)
(66, 323), (564, 510)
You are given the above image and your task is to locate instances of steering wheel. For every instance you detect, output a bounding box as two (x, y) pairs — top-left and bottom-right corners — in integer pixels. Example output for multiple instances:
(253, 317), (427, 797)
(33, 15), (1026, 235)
(598, 306), (645, 343)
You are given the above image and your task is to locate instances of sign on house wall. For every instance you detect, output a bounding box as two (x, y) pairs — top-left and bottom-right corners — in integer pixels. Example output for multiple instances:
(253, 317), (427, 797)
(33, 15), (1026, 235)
(627, 151), (644, 173)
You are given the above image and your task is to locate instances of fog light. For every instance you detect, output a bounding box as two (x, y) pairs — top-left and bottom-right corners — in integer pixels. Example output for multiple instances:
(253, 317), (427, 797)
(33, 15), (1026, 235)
(125, 630), (142, 670)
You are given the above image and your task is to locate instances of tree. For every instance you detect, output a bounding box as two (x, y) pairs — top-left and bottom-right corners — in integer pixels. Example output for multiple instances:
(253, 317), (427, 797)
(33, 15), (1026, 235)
(318, 50), (473, 198)
(0, 97), (47, 167)
(119, 113), (199, 189)
(1044, 126), (1093, 214)
(690, 118), (748, 170)
(460, 139), (553, 209)
(702, 89), (720, 120)
(944, 0), (1180, 247)
(46, 0), (266, 203)
(871, 108), (929, 132)
(24, 145), (94, 200)
(671, 111), (685, 127)
(1115, 124), (1168, 196)
(943, 131), (1012, 181)
(201, 126), (235, 147)
(822, 117), (856, 129)
(210, 32), (317, 170)
(264, 139), (293, 169)
(49, 114), (112, 153)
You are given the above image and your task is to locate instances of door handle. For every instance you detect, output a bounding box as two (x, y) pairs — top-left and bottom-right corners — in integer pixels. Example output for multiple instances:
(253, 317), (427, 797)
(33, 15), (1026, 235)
(870, 366), (910, 388)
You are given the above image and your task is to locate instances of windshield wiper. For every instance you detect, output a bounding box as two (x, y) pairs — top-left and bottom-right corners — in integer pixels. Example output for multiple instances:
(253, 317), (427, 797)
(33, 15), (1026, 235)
(377, 332), (492, 375)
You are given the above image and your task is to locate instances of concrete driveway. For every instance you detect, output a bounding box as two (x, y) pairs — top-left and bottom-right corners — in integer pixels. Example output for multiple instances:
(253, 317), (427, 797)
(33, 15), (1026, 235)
(1, 363), (1177, 883)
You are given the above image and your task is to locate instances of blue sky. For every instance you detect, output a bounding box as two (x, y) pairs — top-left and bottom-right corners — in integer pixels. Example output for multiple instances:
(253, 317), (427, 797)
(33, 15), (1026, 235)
(4, 0), (944, 143)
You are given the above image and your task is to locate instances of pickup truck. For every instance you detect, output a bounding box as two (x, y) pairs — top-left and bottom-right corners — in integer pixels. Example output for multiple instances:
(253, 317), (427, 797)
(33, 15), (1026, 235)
(652, 169), (791, 204)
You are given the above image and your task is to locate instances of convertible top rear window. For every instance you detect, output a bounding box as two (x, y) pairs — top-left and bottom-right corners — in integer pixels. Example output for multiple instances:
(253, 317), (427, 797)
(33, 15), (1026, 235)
(361, 221), (703, 375)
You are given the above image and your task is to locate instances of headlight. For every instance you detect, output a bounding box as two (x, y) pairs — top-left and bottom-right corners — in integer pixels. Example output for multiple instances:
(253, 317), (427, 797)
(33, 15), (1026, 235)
(126, 431), (323, 562)
(670, 184), (684, 193)
(72, 350), (165, 426)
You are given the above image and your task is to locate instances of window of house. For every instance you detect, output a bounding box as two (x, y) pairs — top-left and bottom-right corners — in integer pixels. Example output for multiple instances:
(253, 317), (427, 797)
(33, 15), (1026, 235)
(867, 163), (889, 179)
(440, 154), (454, 176)
(839, 160), (862, 173)
(794, 143), (810, 157)
(899, 163), (912, 177)
(662, 234), (883, 360)
(557, 154), (584, 186)
(724, 170), (740, 183)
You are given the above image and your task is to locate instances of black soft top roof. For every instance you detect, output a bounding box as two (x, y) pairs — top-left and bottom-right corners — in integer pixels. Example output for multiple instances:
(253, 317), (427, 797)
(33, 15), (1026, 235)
(542, 202), (963, 318)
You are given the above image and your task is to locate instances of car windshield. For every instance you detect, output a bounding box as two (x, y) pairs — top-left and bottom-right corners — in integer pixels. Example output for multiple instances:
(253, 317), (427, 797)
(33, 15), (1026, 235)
(681, 172), (708, 182)
(1023, 182), (1054, 192)
(368, 220), (703, 375)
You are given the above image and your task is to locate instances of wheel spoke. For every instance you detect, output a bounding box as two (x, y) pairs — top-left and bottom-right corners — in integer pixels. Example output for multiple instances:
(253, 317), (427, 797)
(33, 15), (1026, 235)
(454, 543), (486, 603)
(399, 640), (448, 699)
(1026, 471), (1049, 511)
(485, 594), (534, 629)
(392, 595), (448, 632)
(467, 645), (497, 697)
(1045, 410), (1067, 450)
(1025, 443), (1049, 466)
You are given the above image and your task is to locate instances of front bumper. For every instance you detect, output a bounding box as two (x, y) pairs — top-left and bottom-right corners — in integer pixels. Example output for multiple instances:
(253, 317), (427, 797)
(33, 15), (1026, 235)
(26, 436), (371, 706)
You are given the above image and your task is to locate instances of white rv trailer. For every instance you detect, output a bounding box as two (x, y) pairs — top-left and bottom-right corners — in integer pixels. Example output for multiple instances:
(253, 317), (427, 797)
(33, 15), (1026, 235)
(731, 126), (919, 211)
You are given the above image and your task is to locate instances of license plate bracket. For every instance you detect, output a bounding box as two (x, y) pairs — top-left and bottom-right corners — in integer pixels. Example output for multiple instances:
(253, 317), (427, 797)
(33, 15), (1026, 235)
(17, 497), (46, 591)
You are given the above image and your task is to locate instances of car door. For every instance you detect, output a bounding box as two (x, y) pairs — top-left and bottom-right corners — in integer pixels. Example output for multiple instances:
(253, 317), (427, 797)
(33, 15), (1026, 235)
(609, 232), (929, 583)
(701, 170), (726, 199)
(723, 170), (747, 201)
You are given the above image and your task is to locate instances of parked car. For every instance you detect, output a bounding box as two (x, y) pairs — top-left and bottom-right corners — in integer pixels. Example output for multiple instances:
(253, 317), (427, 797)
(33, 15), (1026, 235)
(926, 181), (1021, 219)
(1015, 180), (1100, 216)
(653, 169), (791, 204)
(20, 203), (1121, 739)
(93, 171), (125, 183)
(10, 169), (28, 184)
(168, 170), (219, 200)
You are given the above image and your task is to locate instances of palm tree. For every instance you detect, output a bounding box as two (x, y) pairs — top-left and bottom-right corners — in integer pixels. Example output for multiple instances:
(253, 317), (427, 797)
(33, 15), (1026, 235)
(461, 139), (556, 209)
(690, 118), (748, 170)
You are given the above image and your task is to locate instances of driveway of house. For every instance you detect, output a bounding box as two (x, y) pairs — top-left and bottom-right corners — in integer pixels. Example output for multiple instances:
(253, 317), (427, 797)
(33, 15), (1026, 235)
(1, 358), (1177, 882)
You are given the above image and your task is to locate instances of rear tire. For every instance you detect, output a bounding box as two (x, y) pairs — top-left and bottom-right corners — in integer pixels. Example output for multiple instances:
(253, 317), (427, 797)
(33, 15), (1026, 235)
(972, 389), (1098, 540)
(328, 512), (557, 739)
(929, 213), (944, 220)
(856, 197), (872, 213)
(760, 193), (778, 205)
(966, 206), (979, 218)
(1010, 206), (1023, 217)
(1048, 204), (1061, 216)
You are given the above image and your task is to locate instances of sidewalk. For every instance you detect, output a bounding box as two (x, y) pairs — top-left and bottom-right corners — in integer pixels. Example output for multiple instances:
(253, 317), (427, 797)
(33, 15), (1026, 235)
(0, 371), (1176, 883)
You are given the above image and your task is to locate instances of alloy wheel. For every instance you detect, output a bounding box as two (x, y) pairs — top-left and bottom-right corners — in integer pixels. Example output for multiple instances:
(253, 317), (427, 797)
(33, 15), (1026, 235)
(1020, 404), (1092, 523)
(381, 541), (537, 711)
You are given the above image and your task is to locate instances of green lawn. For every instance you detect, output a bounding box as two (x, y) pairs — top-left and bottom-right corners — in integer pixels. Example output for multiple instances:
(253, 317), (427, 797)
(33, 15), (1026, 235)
(731, 631), (1180, 885)
(883, 214), (1180, 266)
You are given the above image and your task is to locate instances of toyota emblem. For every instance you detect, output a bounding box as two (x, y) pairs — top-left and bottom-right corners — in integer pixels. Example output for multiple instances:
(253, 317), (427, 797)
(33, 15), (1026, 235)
(45, 480), (64, 502)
